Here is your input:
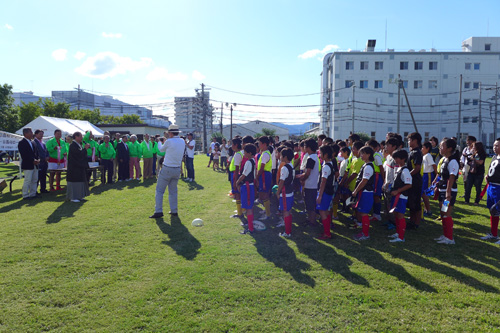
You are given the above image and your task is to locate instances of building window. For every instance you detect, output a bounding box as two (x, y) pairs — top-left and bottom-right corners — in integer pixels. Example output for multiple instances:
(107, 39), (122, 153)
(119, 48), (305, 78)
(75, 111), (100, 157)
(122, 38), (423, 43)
(359, 80), (368, 89)
(464, 82), (471, 89)
(472, 117), (478, 123)
(374, 80), (383, 89)
(345, 80), (354, 88)
(375, 61), (383, 70)
(474, 63), (480, 70)
(429, 62), (438, 70)
(400, 61), (408, 70)
(485, 44), (491, 51)
(371, 131), (376, 138)
(473, 82), (480, 89)
(464, 99), (470, 105)
(473, 99), (479, 105)
(424, 132), (430, 141)
(414, 61), (423, 70)
(463, 117), (470, 123)
(465, 63), (471, 70)
(360, 61), (369, 70)
(414, 80), (423, 89)
(428, 80), (438, 89)
(346, 61), (354, 70)
(402, 80), (408, 89)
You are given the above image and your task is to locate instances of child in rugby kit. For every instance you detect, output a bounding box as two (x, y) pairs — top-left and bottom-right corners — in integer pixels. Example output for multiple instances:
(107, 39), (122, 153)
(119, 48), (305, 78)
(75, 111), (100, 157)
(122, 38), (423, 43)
(276, 147), (295, 238)
(382, 137), (399, 229)
(368, 140), (385, 222)
(434, 138), (460, 244)
(351, 146), (376, 241)
(229, 138), (244, 218)
(329, 144), (341, 220)
(316, 145), (338, 239)
(422, 141), (437, 216)
(299, 138), (320, 226)
(256, 136), (273, 221)
(406, 132), (423, 229)
(388, 149), (412, 242)
(343, 141), (364, 222)
(482, 138), (500, 244)
(236, 144), (258, 235)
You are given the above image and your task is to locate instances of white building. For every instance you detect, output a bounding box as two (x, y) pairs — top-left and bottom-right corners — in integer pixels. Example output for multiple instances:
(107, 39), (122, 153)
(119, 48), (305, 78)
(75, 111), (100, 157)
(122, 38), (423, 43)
(12, 91), (50, 106)
(320, 37), (500, 146)
(174, 91), (211, 134)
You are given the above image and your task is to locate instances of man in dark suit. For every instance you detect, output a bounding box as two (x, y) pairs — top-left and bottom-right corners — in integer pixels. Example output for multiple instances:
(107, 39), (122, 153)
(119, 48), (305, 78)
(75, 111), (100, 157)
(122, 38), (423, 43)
(33, 129), (49, 193)
(18, 127), (40, 199)
(117, 135), (130, 181)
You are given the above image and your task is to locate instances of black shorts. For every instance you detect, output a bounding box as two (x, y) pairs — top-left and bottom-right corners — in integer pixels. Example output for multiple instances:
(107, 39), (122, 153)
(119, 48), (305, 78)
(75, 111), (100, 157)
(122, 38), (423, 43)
(438, 191), (457, 207)
(209, 153), (214, 161)
(407, 177), (422, 212)
(304, 188), (317, 212)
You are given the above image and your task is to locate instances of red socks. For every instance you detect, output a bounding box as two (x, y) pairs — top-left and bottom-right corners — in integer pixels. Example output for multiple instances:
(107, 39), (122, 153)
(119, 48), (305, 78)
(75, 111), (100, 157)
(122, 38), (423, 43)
(285, 215), (292, 235)
(396, 218), (406, 240)
(443, 216), (454, 240)
(248, 214), (254, 232)
(322, 218), (331, 237)
(491, 216), (499, 237)
(362, 215), (370, 237)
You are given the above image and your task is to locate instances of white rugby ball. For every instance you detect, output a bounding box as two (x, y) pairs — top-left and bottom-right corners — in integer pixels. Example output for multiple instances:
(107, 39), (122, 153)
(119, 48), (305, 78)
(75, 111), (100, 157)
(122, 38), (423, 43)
(192, 218), (204, 227)
(253, 220), (267, 231)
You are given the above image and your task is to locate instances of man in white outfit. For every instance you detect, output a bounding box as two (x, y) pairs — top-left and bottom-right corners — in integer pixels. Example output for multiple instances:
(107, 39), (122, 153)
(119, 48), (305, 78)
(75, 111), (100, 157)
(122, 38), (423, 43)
(150, 124), (186, 218)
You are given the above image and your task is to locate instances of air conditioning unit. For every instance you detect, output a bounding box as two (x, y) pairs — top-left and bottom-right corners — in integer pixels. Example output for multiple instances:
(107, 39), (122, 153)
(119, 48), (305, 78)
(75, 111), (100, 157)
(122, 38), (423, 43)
(376, 98), (381, 106)
(430, 98), (436, 107)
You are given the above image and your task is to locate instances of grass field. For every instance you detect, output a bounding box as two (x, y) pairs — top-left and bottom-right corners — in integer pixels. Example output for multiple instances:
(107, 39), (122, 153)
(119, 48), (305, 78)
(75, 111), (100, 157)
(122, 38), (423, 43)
(1, 156), (500, 332)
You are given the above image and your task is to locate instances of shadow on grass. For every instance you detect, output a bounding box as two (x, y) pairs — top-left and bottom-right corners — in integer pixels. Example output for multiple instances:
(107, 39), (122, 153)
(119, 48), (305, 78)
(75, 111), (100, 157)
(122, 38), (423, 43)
(182, 179), (204, 191)
(46, 199), (84, 224)
(0, 190), (65, 215)
(252, 230), (315, 287)
(157, 215), (201, 260)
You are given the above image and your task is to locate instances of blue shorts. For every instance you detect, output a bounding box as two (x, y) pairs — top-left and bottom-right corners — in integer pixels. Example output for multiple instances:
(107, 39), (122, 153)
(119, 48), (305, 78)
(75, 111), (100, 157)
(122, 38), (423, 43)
(422, 172), (435, 195)
(374, 173), (383, 197)
(240, 183), (255, 209)
(355, 191), (374, 214)
(279, 195), (294, 211)
(230, 172), (239, 194)
(390, 196), (408, 214)
(258, 171), (272, 193)
(316, 193), (333, 211)
(487, 184), (500, 209)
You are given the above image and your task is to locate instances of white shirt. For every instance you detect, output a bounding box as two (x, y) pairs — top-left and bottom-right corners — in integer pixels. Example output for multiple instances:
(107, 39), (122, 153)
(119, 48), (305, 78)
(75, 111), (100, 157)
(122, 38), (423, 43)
(158, 136), (185, 167)
(186, 140), (195, 158)
(220, 144), (228, 157)
(279, 163), (294, 197)
(423, 153), (435, 173)
(339, 159), (348, 178)
(374, 153), (383, 168)
(305, 153), (320, 189)
(210, 142), (216, 153)
(384, 155), (396, 186)
(242, 159), (255, 180)
(233, 150), (243, 167)
(300, 153), (309, 171)
(321, 162), (332, 179)
(362, 164), (374, 180)
(271, 149), (277, 169)
(396, 167), (413, 199)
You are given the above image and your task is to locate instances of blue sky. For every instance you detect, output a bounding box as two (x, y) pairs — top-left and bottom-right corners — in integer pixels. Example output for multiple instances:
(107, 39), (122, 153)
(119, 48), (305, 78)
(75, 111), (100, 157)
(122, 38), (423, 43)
(1, 0), (499, 124)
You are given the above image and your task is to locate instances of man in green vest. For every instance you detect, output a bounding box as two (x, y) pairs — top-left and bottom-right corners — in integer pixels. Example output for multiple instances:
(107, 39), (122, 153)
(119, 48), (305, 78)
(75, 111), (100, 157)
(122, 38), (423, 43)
(83, 131), (99, 182)
(141, 134), (154, 180)
(99, 134), (116, 184)
(128, 134), (142, 180)
(111, 132), (121, 182)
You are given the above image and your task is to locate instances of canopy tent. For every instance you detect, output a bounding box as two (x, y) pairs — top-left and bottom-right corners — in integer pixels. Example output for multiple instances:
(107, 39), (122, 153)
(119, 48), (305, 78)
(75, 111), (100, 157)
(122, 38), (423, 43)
(15, 116), (105, 138)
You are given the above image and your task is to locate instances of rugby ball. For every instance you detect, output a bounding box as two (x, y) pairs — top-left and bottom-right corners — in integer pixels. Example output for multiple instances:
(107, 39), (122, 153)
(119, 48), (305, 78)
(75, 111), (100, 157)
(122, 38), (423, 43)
(253, 220), (267, 231)
(192, 218), (204, 227)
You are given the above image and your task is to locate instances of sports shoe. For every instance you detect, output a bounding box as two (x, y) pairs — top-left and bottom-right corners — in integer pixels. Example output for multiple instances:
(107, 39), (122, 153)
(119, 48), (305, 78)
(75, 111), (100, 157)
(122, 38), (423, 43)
(230, 214), (243, 219)
(232, 199), (237, 203)
(353, 232), (370, 241)
(279, 232), (291, 238)
(389, 237), (405, 243)
(388, 233), (399, 238)
(423, 211), (433, 217)
(71, 199), (80, 203)
(240, 229), (254, 235)
(495, 240), (500, 245)
(437, 237), (455, 245)
(275, 220), (285, 228)
(260, 215), (273, 222)
(370, 214), (381, 222)
(240, 221), (248, 227)
(316, 234), (332, 240)
(348, 215), (356, 221)
(434, 235), (445, 241)
(480, 233), (499, 240)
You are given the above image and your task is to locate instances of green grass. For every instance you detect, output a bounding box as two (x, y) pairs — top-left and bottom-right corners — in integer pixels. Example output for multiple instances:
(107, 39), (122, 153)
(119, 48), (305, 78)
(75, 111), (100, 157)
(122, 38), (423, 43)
(0, 163), (20, 179)
(1, 156), (500, 331)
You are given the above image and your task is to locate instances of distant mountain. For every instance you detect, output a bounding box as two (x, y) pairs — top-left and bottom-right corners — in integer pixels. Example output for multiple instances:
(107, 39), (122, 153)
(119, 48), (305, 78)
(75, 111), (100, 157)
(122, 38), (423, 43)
(271, 122), (317, 136)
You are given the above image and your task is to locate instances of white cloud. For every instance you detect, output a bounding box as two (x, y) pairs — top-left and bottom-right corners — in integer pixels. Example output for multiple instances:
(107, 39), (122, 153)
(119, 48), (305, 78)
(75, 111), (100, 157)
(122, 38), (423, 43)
(192, 70), (206, 81)
(74, 51), (86, 60)
(102, 32), (122, 38)
(52, 49), (68, 61)
(298, 44), (340, 60)
(74, 51), (153, 79)
(5, 23), (13, 30)
(146, 67), (188, 81)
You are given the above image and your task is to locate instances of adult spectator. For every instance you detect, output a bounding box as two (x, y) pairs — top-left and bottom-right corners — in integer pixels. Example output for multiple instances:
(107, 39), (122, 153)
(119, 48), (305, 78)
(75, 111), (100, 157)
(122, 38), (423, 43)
(111, 132), (121, 181)
(117, 135), (130, 181)
(185, 133), (195, 182)
(464, 141), (487, 205)
(33, 129), (49, 194)
(150, 124), (185, 218)
(128, 135), (142, 181)
(152, 135), (159, 176)
(18, 127), (40, 200)
(98, 134), (116, 184)
(83, 131), (99, 182)
(67, 132), (90, 203)
(46, 129), (67, 191)
(461, 136), (476, 193)
(141, 134), (154, 180)
(207, 137), (217, 168)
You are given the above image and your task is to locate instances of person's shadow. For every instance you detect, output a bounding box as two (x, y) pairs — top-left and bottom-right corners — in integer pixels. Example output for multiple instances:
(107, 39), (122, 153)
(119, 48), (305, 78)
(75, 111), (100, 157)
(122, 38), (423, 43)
(157, 215), (201, 260)
(46, 200), (84, 224)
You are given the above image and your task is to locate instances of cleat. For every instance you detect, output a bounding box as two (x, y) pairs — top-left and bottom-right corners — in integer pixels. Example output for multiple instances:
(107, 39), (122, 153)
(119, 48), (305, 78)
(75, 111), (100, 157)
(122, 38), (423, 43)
(370, 214), (381, 222)
(279, 232), (291, 238)
(230, 214), (243, 219)
(495, 240), (500, 245)
(353, 232), (370, 241)
(480, 233), (499, 240)
(388, 233), (399, 239)
(437, 237), (455, 245)
(434, 235), (445, 241)
(389, 237), (405, 243)
(240, 229), (254, 235)
(275, 220), (285, 228)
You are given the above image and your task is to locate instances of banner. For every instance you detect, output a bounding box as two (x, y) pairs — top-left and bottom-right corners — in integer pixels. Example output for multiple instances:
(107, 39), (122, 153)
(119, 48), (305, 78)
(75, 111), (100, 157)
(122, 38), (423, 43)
(0, 130), (23, 151)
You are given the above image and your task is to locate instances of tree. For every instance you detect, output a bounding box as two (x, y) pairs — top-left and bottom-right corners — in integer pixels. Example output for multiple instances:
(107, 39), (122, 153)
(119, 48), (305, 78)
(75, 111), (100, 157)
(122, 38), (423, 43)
(68, 108), (102, 124)
(18, 99), (44, 127)
(255, 127), (276, 139)
(356, 132), (371, 143)
(0, 83), (19, 133)
(210, 132), (224, 144)
(100, 114), (143, 125)
(43, 99), (70, 118)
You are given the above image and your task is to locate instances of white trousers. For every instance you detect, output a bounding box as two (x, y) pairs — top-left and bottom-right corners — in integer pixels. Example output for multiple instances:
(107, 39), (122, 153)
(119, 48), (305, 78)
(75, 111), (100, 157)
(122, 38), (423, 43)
(22, 169), (39, 198)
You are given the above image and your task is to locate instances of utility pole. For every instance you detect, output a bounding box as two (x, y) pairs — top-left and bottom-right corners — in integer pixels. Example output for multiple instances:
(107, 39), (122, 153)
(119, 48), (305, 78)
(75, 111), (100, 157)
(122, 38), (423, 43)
(401, 83), (418, 132)
(77, 84), (81, 110)
(457, 74), (463, 145)
(495, 82), (499, 142)
(220, 102), (223, 135)
(397, 75), (401, 134)
(351, 83), (355, 134)
(201, 83), (207, 153)
(226, 102), (237, 140)
(479, 82), (482, 142)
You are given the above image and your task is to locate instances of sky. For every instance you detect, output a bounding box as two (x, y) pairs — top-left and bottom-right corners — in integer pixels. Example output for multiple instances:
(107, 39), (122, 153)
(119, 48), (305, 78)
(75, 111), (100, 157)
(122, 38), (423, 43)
(1, 0), (500, 124)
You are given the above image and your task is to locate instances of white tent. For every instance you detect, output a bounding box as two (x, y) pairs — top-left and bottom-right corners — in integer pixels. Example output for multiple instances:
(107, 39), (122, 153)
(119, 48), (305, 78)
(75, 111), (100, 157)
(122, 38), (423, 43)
(16, 116), (105, 138)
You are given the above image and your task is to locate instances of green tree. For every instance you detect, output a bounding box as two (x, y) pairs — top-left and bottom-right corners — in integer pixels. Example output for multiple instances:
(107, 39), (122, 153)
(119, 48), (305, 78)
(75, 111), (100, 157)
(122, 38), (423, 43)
(68, 108), (102, 124)
(210, 132), (224, 144)
(0, 83), (19, 133)
(255, 127), (276, 139)
(100, 114), (143, 125)
(356, 132), (371, 143)
(18, 99), (44, 127)
(43, 99), (70, 118)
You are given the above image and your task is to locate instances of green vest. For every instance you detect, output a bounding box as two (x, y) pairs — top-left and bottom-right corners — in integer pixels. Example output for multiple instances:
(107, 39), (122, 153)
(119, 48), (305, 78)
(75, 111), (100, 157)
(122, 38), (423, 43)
(229, 151), (244, 172)
(99, 142), (116, 160)
(258, 150), (272, 172)
(46, 137), (67, 161)
(141, 140), (154, 159)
